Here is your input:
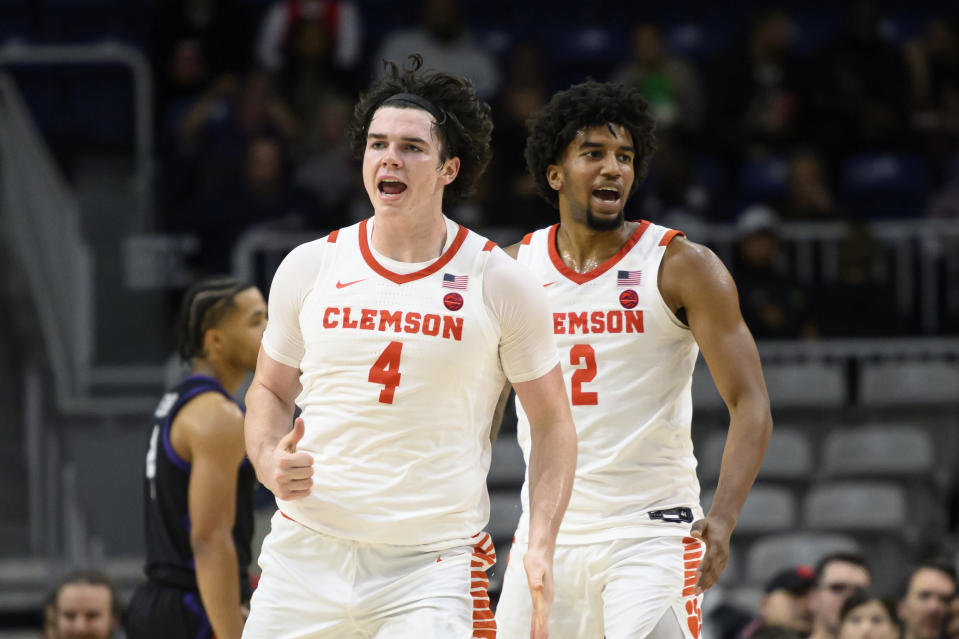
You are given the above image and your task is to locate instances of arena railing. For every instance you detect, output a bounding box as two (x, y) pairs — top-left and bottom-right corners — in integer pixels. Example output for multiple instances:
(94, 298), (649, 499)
(232, 218), (959, 335)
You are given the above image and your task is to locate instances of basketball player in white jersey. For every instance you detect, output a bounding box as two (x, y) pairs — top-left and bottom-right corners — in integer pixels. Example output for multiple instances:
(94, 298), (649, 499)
(494, 81), (773, 638)
(242, 55), (577, 639)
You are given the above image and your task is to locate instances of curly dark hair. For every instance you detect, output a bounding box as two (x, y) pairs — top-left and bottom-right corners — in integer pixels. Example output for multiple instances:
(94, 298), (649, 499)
(524, 80), (657, 209)
(348, 54), (493, 206)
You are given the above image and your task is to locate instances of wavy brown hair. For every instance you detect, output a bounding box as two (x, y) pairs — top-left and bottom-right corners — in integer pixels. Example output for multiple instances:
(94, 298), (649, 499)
(348, 54), (493, 206)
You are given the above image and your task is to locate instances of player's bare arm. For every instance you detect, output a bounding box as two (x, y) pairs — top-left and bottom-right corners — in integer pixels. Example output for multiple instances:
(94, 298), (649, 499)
(244, 347), (313, 500)
(660, 236), (773, 593)
(512, 363), (577, 639)
(174, 393), (247, 639)
(487, 241), (526, 446)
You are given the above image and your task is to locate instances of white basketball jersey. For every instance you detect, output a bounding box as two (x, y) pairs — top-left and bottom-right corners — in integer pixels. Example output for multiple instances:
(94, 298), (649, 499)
(281, 219), (508, 547)
(514, 221), (703, 544)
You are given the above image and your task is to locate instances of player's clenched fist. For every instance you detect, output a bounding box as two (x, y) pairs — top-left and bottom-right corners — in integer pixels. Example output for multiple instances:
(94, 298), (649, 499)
(524, 546), (554, 639)
(268, 417), (314, 500)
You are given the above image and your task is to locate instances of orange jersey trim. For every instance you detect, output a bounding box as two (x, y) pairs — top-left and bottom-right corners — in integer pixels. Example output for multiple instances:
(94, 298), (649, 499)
(547, 220), (651, 285)
(520, 233), (533, 245)
(483, 240), (497, 252)
(659, 229), (685, 246)
(357, 218), (469, 285)
(327, 229), (339, 243)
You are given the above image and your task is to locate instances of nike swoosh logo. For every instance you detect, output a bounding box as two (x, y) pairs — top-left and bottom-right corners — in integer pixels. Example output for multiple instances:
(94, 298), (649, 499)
(543, 282), (559, 287)
(336, 279), (366, 289)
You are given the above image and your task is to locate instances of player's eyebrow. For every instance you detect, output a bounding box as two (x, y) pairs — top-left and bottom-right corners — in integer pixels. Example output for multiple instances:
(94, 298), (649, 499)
(578, 140), (635, 153)
(368, 132), (430, 145)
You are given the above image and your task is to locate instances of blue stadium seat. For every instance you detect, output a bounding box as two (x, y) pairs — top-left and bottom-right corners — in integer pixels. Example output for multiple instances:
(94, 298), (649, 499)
(791, 9), (841, 54)
(841, 154), (928, 218)
(740, 156), (789, 205)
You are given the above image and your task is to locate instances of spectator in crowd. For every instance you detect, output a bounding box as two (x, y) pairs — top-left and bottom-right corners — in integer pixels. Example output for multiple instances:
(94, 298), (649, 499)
(906, 16), (959, 181)
(374, 0), (500, 100)
(165, 70), (299, 222)
(611, 22), (705, 142)
(837, 589), (900, 639)
(946, 596), (959, 639)
(751, 626), (806, 639)
(150, 0), (256, 111)
(50, 571), (122, 639)
(781, 150), (843, 222)
(189, 135), (324, 274)
(732, 205), (810, 339)
(640, 134), (714, 229)
(809, 0), (911, 153)
(808, 221), (907, 336)
(256, 0), (361, 75)
(927, 168), (959, 218)
(710, 9), (806, 158)
(255, 0), (363, 123)
(41, 591), (56, 639)
(808, 552), (872, 639)
(487, 41), (550, 228)
(739, 566), (816, 639)
(292, 94), (361, 214)
(897, 560), (957, 639)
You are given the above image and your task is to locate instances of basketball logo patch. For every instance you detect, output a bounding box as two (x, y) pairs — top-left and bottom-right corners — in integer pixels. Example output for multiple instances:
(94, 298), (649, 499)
(620, 289), (638, 309)
(444, 292), (464, 311)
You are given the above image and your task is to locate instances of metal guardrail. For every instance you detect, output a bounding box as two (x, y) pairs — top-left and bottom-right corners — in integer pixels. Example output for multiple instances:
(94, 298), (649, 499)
(0, 40), (154, 217)
(232, 219), (959, 334)
(0, 71), (156, 416)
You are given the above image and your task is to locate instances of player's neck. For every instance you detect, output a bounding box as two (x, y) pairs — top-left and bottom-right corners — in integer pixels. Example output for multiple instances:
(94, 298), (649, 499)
(191, 360), (244, 397)
(554, 215), (638, 274)
(370, 207), (448, 263)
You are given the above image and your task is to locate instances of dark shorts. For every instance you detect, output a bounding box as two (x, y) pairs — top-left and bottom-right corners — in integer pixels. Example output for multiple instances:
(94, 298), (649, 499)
(124, 581), (212, 639)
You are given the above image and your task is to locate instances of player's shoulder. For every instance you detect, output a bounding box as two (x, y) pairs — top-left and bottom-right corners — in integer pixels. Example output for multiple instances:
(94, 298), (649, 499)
(662, 235), (722, 275)
(501, 225), (553, 260)
(660, 234), (735, 306)
(176, 391), (242, 439)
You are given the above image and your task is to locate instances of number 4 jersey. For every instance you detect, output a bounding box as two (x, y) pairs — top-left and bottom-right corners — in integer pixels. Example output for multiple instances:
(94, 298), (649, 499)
(514, 221), (704, 545)
(261, 216), (559, 548)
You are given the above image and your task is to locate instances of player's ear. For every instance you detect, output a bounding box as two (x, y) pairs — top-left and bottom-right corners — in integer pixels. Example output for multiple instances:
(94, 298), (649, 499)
(202, 327), (223, 359)
(546, 164), (563, 192)
(440, 156), (460, 184)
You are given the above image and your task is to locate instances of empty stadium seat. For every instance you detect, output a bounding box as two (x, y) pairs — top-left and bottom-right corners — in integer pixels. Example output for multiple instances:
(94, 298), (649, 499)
(841, 154), (928, 218)
(744, 532), (860, 585)
(859, 360), (959, 406)
(486, 489), (523, 543)
(802, 481), (906, 532)
(487, 437), (526, 489)
(703, 426), (818, 486)
(821, 425), (933, 478)
(699, 428), (812, 484)
(763, 361), (846, 408)
(740, 157), (789, 205)
(702, 484), (797, 533)
(692, 358), (724, 411)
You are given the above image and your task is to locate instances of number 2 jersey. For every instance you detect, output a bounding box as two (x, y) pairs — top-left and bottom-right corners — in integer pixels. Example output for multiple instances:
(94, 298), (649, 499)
(261, 216), (559, 548)
(142, 374), (255, 600)
(513, 221), (704, 545)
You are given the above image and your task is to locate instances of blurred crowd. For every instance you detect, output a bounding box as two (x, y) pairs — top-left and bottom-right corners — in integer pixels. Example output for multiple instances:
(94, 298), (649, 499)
(139, 0), (959, 338)
(708, 555), (958, 639)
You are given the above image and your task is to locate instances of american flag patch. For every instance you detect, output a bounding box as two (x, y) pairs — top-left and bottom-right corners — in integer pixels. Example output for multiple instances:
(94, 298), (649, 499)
(617, 270), (642, 286)
(442, 273), (468, 289)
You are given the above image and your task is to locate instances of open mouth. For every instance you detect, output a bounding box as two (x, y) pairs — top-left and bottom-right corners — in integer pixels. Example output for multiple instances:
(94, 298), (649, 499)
(378, 179), (408, 195)
(592, 187), (621, 202)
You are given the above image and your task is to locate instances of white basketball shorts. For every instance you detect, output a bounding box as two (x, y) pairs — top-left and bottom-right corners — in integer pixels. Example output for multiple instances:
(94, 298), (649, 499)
(243, 511), (497, 638)
(495, 535), (705, 639)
